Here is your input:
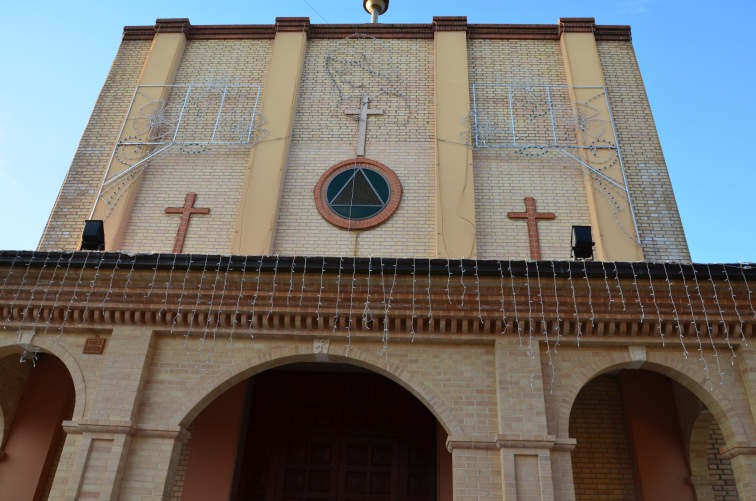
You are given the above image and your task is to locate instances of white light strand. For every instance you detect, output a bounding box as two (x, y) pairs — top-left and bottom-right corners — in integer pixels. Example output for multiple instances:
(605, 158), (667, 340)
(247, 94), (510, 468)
(379, 257), (389, 360)
(706, 264), (736, 365)
(722, 265), (748, 344)
(145, 256), (161, 298)
(474, 260), (483, 324)
(43, 253), (74, 337)
(176, 255), (193, 343)
(614, 263), (627, 311)
(268, 254), (280, 320)
(631, 264), (645, 325)
(333, 256), (343, 332)
(741, 265), (756, 321)
(316, 257), (326, 320)
(200, 258), (223, 364)
(192, 255), (211, 363)
(60, 253), (91, 337)
(346, 256), (357, 352)
(5, 253), (33, 325)
(248, 257), (263, 338)
(645, 262), (664, 345)
(535, 263), (555, 388)
(459, 259), (467, 307)
(0, 252), (21, 304)
(583, 261), (595, 327)
(29, 252), (54, 330)
(509, 261), (523, 347)
(101, 252), (121, 315)
(287, 253), (297, 305)
(81, 254), (104, 324)
(445, 258), (452, 304)
(228, 255), (249, 349)
(212, 256), (233, 356)
(551, 261), (562, 352)
(498, 261), (507, 334)
(299, 256), (308, 307)
(679, 263), (716, 386)
(382, 259), (399, 368)
(601, 261), (614, 307)
(160, 254), (179, 316)
(524, 263), (534, 361)
(410, 258), (417, 341)
(568, 262), (582, 346)
(426, 260), (433, 323)
(663, 263), (689, 359)
(123, 253), (136, 300)
(362, 257), (373, 330)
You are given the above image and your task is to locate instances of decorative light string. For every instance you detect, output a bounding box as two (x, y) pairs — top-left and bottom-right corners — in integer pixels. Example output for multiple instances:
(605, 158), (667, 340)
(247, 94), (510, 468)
(663, 263), (689, 359)
(679, 263), (716, 386)
(706, 264), (736, 365)
(645, 262), (664, 344)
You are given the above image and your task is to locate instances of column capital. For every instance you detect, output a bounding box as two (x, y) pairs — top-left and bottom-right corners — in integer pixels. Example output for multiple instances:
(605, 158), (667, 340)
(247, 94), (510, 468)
(433, 17), (468, 32)
(155, 18), (192, 35)
(275, 17), (311, 35)
(559, 17), (596, 35)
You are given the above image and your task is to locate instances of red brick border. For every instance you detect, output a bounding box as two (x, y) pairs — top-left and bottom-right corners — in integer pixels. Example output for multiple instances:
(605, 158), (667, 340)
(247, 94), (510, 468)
(313, 158), (402, 231)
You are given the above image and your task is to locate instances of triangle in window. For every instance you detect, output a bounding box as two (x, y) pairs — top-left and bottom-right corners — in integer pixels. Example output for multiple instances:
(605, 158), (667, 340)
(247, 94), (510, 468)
(331, 169), (384, 206)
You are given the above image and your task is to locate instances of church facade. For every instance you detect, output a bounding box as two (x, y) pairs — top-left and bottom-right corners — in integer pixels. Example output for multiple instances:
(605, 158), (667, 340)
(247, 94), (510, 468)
(0, 15), (755, 501)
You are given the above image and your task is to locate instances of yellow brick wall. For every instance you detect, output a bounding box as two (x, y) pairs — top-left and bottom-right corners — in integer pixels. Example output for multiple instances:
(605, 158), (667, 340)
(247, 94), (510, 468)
(39, 41), (152, 251)
(468, 40), (593, 260)
(274, 38), (436, 258)
(597, 41), (690, 262)
(120, 40), (273, 254)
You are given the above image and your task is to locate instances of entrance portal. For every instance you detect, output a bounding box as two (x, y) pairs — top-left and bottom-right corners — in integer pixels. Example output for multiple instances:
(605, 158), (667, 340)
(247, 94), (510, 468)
(233, 366), (438, 500)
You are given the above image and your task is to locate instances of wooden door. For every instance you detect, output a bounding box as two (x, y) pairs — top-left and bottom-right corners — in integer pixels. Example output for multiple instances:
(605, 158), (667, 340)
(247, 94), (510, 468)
(234, 370), (437, 501)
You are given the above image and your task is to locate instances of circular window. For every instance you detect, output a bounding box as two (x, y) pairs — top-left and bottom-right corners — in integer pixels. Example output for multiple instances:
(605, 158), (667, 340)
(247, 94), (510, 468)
(314, 158), (402, 230)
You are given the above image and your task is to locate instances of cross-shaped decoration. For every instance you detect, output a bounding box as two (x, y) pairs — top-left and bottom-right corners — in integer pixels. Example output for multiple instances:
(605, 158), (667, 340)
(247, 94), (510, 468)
(344, 95), (383, 157)
(165, 193), (210, 253)
(507, 197), (556, 260)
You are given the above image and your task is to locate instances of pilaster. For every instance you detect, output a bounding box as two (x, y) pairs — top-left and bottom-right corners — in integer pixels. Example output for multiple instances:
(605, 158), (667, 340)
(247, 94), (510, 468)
(559, 18), (643, 261)
(433, 17), (477, 259)
(91, 19), (189, 251)
(233, 18), (310, 255)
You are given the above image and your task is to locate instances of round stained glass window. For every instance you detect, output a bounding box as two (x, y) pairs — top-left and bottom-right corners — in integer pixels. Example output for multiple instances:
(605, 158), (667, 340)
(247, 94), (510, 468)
(314, 158), (402, 230)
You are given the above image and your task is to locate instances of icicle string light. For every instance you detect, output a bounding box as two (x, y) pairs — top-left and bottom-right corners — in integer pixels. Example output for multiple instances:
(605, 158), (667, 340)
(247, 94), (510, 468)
(722, 265), (747, 344)
(568, 261), (581, 346)
(706, 264), (736, 365)
(316, 257), (326, 320)
(346, 256), (357, 351)
(445, 258), (452, 304)
(161, 254), (179, 316)
(509, 261), (523, 347)
(212, 256), (233, 356)
(474, 260), (483, 324)
(177, 255), (193, 344)
(299, 256), (308, 307)
(524, 263), (534, 361)
(228, 255), (249, 348)
(0, 251), (21, 302)
(614, 263), (627, 311)
(44, 253), (74, 337)
(362, 257), (373, 330)
(663, 263), (689, 359)
(601, 261), (614, 307)
(679, 263), (714, 386)
(583, 261), (595, 326)
(268, 254), (280, 320)
(498, 262), (507, 334)
(645, 262), (664, 344)
(741, 265), (756, 321)
(101, 252), (121, 315)
(81, 253), (104, 324)
(535, 263), (555, 388)
(410, 258), (417, 340)
(426, 258), (433, 322)
(5, 253), (34, 325)
(333, 256), (343, 331)
(287, 253), (296, 305)
(60, 252), (91, 336)
(631, 264), (645, 324)
(551, 261), (562, 352)
(123, 252), (136, 300)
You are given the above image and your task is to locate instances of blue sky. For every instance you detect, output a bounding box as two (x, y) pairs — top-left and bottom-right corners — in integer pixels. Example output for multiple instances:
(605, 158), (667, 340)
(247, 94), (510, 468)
(0, 0), (753, 262)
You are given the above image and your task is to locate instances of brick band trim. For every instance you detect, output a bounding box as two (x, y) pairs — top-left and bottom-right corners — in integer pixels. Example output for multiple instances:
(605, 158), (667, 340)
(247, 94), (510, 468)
(719, 444), (756, 459)
(123, 17), (629, 42)
(63, 420), (190, 443)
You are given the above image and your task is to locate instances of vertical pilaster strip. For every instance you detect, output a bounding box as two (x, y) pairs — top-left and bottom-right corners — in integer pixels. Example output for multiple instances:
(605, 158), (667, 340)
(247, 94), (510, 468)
(91, 19), (189, 251)
(233, 18), (310, 255)
(559, 18), (643, 261)
(433, 17), (477, 259)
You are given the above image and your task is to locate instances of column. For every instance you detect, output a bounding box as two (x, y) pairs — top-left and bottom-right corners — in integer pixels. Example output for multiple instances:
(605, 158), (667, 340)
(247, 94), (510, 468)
(559, 18), (643, 261)
(233, 18), (310, 255)
(91, 19), (190, 251)
(433, 17), (477, 259)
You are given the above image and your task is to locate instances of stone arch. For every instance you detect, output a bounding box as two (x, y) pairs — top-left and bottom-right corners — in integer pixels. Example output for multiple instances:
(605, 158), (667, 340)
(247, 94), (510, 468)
(0, 336), (86, 422)
(557, 350), (749, 449)
(170, 344), (464, 437)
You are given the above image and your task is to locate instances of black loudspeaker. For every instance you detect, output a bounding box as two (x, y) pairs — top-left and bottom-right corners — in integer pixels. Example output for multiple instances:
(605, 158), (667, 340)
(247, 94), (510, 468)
(571, 225), (594, 260)
(80, 220), (105, 251)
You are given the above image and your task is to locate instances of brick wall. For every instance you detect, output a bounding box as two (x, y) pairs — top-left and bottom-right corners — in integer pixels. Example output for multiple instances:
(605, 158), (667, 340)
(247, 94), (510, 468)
(597, 41), (690, 262)
(569, 374), (638, 500)
(468, 40), (593, 260)
(120, 39), (273, 254)
(707, 423), (739, 500)
(0, 353), (32, 447)
(274, 38), (436, 258)
(39, 41), (152, 251)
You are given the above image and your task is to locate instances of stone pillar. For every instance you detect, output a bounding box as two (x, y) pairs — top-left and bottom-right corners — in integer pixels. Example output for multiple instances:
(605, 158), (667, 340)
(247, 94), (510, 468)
(91, 19), (189, 251)
(447, 442), (503, 500)
(723, 449), (756, 499)
(494, 339), (566, 500)
(433, 17), (477, 259)
(233, 18), (310, 255)
(559, 18), (643, 261)
(52, 326), (157, 500)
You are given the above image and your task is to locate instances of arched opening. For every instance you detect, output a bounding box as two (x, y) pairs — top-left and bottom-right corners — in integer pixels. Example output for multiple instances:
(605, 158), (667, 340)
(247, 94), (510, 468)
(569, 368), (739, 501)
(0, 351), (75, 500)
(171, 362), (452, 501)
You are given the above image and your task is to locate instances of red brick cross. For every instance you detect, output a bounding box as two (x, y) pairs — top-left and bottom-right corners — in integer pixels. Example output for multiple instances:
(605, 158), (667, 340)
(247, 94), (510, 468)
(507, 197), (555, 260)
(165, 193), (210, 253)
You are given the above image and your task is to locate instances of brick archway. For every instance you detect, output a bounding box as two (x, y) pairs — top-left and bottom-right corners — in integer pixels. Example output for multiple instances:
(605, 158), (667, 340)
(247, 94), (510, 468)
(556, 351), (751, 452)
(0, 337), (86, 422)
(169, 345), (464, 438)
